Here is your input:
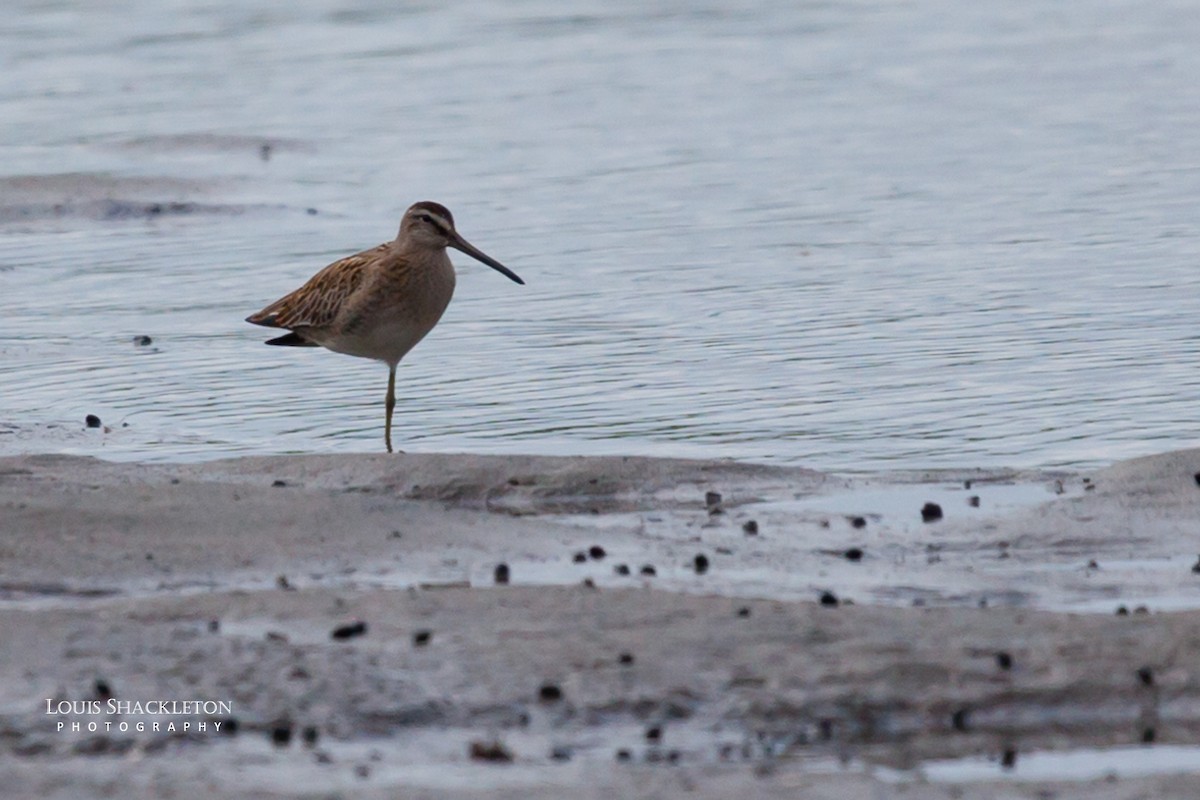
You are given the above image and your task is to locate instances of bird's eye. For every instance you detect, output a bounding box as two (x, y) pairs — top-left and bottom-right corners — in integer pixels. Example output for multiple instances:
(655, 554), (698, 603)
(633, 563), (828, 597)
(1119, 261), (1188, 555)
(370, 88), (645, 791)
(418, 214), (434, 224)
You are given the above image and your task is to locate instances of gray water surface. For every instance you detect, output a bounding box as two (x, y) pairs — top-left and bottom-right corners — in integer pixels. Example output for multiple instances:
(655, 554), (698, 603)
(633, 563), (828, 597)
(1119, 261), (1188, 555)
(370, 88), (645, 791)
(3, 0), (1199, 469)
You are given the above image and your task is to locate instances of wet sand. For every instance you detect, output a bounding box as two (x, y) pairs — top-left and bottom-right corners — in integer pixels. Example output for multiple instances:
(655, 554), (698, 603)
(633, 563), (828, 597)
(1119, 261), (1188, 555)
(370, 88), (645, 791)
(3, 448), (1200, 797)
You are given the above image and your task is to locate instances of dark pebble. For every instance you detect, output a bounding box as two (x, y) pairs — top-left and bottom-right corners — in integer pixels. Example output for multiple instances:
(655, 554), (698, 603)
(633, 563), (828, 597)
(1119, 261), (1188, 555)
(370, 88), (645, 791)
(616, 748), (632, 762)
(951, 707), (970, 732)
(469, 739), (513, 762)
(582, 577), (596, 588)
(667, 749), (681, 763)
(331, 621), (367, 640)
(1194, 471), (1200, 487)
(1142, 727), (1156, 743)
(272, 479), (287, 487)
(271, 722), (293, 747)
(844, 547), (864, 562)
(538, 683), (563, 702)
(964, 480), (973, 490)
(645, 725), (662, 742)
(1088, 559), (1099, 569)
(1135, 605), (1149, 615)
(705, 490), (722, 508)
(301, 726), (319, 746)
(276, 574), (293, 590)
(550, 746), (572, 761)
(618, 652), (635, 665)
(737, 606), (751, 618)
(640, 564), (657, 576)
(1116, 605), (1130, 616)
(132, 335), (153, 346)
(1137, 666), (1154, 686)
(849, 516), (867, 529)
(572, 552), (587, 563)
(413, 629), (432, 646)
(921, 502), (943, 522)
(1001, 747), (1017, 769)
(306, 207), (318, 215)
(259, 143), (272, 161)
(589, 545), (606, 560)
(995, 651), (1013, 670)
(1192, 556), (1200, 574)
(207, 618), (219, 633)
(819, 591), (839, 607)
(693, 554), (709, 574)
(85, 414), (102, 428)
(494, 563), (510, 584)
(968, 495), (980, 507)
(614, 563), (630, 576)
(742, 519), (759, 535)
(94, 680), (113, 702)
(222, 718), (239, 736)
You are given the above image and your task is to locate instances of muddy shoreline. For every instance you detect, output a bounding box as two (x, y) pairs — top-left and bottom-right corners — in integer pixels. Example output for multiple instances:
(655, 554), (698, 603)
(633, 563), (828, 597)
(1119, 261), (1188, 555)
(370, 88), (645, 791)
(3, 449), (1200, 797)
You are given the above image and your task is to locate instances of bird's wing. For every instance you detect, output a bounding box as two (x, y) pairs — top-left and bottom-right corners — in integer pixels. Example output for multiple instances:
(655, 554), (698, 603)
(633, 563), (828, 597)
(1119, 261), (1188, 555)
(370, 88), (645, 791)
(246, 244), (387, 330)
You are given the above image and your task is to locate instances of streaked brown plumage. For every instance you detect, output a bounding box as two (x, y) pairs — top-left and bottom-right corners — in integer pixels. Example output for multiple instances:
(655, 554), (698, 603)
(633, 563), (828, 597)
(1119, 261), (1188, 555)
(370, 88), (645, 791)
(246, 201), (524, 452)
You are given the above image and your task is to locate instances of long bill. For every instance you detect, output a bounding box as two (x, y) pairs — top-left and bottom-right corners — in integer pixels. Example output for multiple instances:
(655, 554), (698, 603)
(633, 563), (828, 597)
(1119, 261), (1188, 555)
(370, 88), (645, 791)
(449, 233), (525, 285)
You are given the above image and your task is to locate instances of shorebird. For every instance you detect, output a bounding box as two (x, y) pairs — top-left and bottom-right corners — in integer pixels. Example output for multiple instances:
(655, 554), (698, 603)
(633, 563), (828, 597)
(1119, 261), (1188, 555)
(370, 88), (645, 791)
(246, 201), (524, 453)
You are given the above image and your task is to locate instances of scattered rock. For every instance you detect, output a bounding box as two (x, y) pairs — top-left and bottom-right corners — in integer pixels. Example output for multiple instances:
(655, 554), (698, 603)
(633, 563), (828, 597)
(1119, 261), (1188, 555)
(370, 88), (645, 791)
(207, 618), (219, 633)
(640, 565), (657, 577)
(550, 746), (572, 761)
(1137, 666), (1154, 686)
(301, 726), (319, 747)
(270, 721), (293, 747)
(132, 335), (153, 346)
(844, 547), (863, 562)
(1087, 559), (1099, 569)
(494, 563), (510, 585)
(1192, 556), (1200, 575)
(572, 552), (587, 564)
(85, 414), (102, 428)
(589, 545), (606, 560)
(614, 563), (630, 576)
(921, 502), (943, 522)
(693, 554), (709, 574)
(742, 519), (759, 535)
(331, 621), (367, 640)
(849, 516), (867, 529)
(469, 739), (513, 763)
(271, 479), (287, 488)
(276, 574), (293, 591)
(93, 679), (113, 702)
(1142, 727), (1157, 743)
(615, 748), (632, 762)
(951, 707), (970, 732)
(705, 491), (722, 508)
(645, 725), (662, 742)
(1116, 605), (1129, 616)
(538, 683), (563, 702)
(618, 652), (635, 665)
(996, 652), (1013, 670)
(1001, 747), (1017, 769)
(413, 629), (432, 646)
(819, 591), (839, 607)
(737, 606), (751, 618)
(968, 495), (980, 507)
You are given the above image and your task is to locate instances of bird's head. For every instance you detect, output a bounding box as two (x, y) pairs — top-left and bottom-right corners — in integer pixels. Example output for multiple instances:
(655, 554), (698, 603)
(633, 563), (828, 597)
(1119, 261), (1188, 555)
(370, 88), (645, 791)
(399, 201), (524, 285)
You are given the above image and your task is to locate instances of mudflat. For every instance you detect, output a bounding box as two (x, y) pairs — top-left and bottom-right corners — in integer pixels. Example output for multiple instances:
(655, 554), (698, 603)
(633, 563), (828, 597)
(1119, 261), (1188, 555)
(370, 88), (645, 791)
(2, 448), (1200, 798)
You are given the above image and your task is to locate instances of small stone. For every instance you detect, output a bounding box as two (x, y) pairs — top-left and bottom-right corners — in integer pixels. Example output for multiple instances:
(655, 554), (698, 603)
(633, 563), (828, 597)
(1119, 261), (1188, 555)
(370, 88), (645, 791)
(1116, 605), (1129, 616)
(1088, 559), (1099, 569)
(737, 606), (751, 618)
(645, 725), (662, 742)
(819, 591), (839, 607)
(996, 652), (1013, 670)
(550, 746), (572, 761)
(572, 552), (587, 563)
(276, 574), (293, 591)
(1142, 727), (1156, 743)
(963, 480), (973, 490)
(85, 414), (102, 428)
(618, 652), (635, 665)
(494, 563), (510, 584)
(271, 722), (293, 747)
(921, 502), (943, 522)
(705, 490), (722, 508)
(207, 618), (219, 633)
(306, 207), (318, 215)
(413, 629), (432, 646)
(469, 739), (513, 762)
(94, 680), (113, 701)
(849, 516), (867, 529)
(615, 748), (632, 762)
(1137, 666), (1154, 686)
(589, 545), (606, 560)
(1191, 556), (1200, 574)
(1001, 747), (1017, 769)
(693, 554), (709, 574)
(843, 547), (864, 562)
(301, 726), (319, 746)
(272, 479), (287, 487)
(951, 708), (970, 732)
(742, 519), (759, 535)
(968, 495), (980, 507)
(331, 621), (367, 640)
(640, 565), (657, 577)
(538, 683), (563, 702)
(354, 764), (370, 779)
(614, 563), (630, 576)
(132, 335), (153, 346)
(1134, 605), (1149, 615)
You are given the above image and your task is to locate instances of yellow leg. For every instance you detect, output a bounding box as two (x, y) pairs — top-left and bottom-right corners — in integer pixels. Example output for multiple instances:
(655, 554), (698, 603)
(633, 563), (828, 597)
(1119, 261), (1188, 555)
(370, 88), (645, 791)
(385, 365), (396, 454)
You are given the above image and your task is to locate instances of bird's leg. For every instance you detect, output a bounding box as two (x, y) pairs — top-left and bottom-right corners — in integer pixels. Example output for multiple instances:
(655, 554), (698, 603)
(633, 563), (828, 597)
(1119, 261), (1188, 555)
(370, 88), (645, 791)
(385, 365), (396, 454)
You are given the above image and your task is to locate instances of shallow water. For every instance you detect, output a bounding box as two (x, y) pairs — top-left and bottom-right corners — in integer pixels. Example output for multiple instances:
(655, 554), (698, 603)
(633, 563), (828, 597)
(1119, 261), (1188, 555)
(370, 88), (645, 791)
(3, 0), (1200, 470)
